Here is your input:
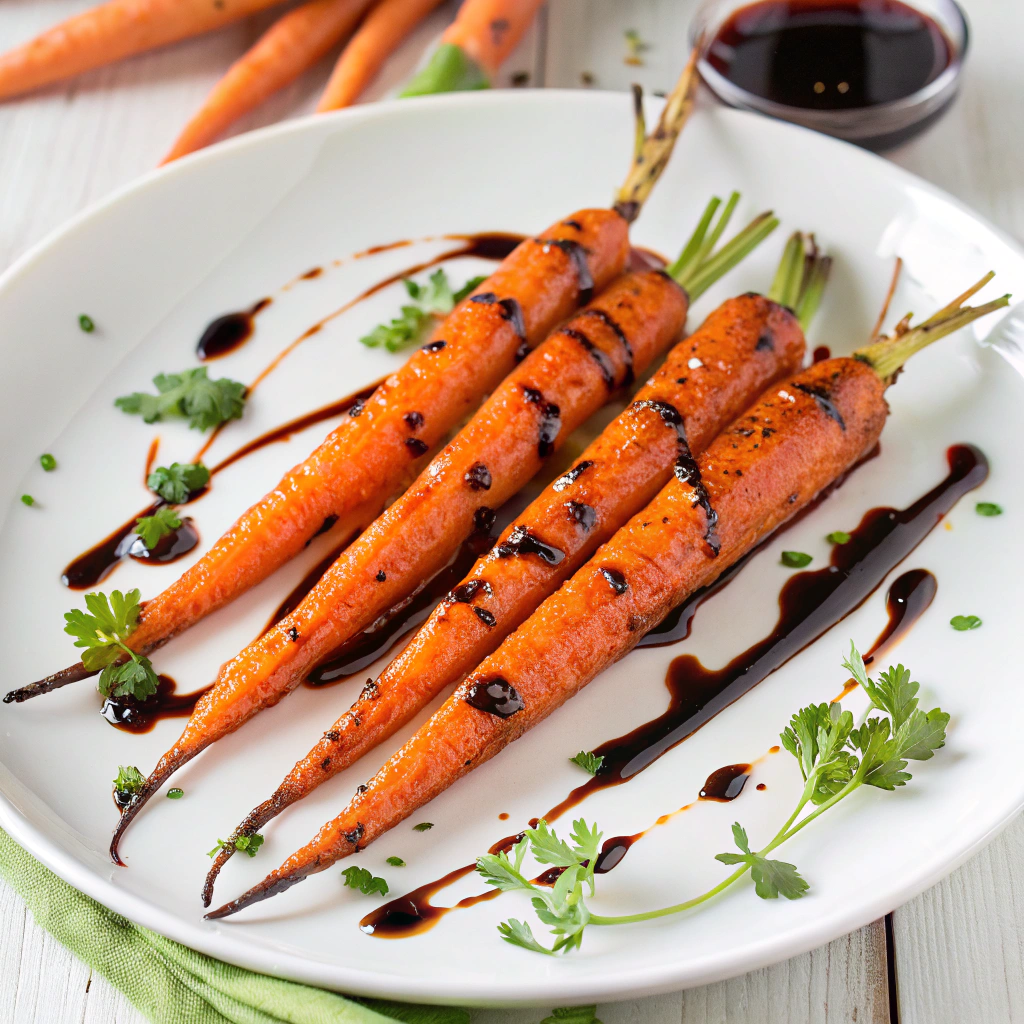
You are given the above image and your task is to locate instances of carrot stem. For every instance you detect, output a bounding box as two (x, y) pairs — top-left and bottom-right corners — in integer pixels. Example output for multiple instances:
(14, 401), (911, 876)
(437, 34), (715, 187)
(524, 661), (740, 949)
(399, 41), (489, 96)
(854, 274), (1010, 382)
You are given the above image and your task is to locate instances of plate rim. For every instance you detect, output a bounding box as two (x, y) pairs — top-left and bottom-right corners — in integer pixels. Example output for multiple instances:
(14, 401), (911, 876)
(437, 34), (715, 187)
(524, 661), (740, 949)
(1, 89), (1023, 1007)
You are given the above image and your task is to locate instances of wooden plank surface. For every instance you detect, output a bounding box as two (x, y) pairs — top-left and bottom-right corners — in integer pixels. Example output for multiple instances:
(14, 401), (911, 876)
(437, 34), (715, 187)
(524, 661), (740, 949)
(1, 0), (1022, 1020)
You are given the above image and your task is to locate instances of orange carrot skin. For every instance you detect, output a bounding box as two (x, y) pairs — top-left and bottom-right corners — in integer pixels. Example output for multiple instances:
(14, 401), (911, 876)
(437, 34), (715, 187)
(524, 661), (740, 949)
(317, 0), (446, 112)
(167, 270), (684, 760)
(441, 0), (546, 75)
(207, 358), (887, 916)
(125, 212), (628, 657)
(163, 0), (375, 163)
(214, 296), (803, 849)
(0, 0), (290, 101)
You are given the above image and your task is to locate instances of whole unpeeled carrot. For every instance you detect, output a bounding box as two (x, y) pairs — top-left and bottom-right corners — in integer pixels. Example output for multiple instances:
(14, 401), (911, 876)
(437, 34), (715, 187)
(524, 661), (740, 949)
(400, 0), (546, 96)
(317, 0), (447, 112)
(0, 0), (290, 101)
(163, 0), (375, 163)
(205, 276), (1009, 920)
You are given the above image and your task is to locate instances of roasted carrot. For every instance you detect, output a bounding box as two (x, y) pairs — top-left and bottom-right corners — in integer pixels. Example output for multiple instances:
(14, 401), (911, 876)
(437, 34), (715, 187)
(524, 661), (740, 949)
(202, 220), (814, 904)
(7, 59), (699, 710)
(110, 189), (777, 863)
(206, 275), (1009, 919)
(162, 0), (375, 163)
(317, 0), (446, 112)
(5, 213), (626, 707)
(0, 0), (291, 102)
(400, 0), (545, 96)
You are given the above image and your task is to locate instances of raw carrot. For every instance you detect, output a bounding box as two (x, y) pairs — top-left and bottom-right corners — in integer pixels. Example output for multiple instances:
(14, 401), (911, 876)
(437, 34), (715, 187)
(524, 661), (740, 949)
(205, 276), (1009, 919)
(399, 0), (545, 96)
(0, 0), (290, 102)
(162, 0), (375, 163)
(317, 0), (447, 112)
(203, 213), (803, 904)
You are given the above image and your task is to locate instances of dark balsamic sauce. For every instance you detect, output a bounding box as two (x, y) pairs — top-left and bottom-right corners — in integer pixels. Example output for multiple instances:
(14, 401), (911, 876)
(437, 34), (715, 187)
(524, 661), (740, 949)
(579, 309), (634, 387)
(813, 345), (832, 364)
(700, 763), (752, 802)
(495, 525), (565, 566)
(125, 518), (200, 565)
(306, 527), (496, 686)
(101, 674), (210, 734)
(196, 298), (271, 361)
(536, 238), (594, 303)
(545, 445), (985, 820)
(562, 327), (616, 389)
(464, 678), (525, 718)
(706, 0), (953, 110)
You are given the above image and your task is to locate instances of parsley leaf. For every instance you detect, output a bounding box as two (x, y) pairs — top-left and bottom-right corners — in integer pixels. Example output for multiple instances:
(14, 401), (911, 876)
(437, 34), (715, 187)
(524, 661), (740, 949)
(781, 551), (813, 568)
(386, 856), (405, 867)
(79, 314), (95, 333)
(115, 368), (246, 431)
(713, 823), (808, 900)
(208, 834), (264, 858)
(826, 530), (851, 544)
(360, 269), (486, 353)
(950, 614), (982, 631)
(99, 657), (160, 700)
(147, 462), (210, 503)
(412, 822), (434, 832)
(133, 506), (182, 551)
(113, 766), (145, 798)
(976, 502), (1003, 516)
(570, 750), (604, 775)
(341, 865), (389, 897)
(624, 29), (649, 66)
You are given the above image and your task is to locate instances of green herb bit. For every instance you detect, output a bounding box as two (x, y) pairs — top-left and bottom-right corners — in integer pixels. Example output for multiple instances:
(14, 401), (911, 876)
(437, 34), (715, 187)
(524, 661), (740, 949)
(64, 588), (159, 700)
(167, 788), (184, 800)
(20, 494), (35, 507)
(40, 454), (57, 472)
(826, 531), (851, 545)
(624, 29), (649, 66)
(113, 766), (146, 798)
(134, 506), (182, 551)
(781, 551), (813, 568)
(342, 865), (389, 897)
(386, 856), (406, 867)
(479, 642), (948, 955)
(147, 462), (209, 503)
(115, 368), (246, 432)
(208, 834), (264, 858)
(950, 615), (982, 631)
(540, 1008), (602, 1024)
(570, 751), (604, 775)
(79, 314), (95, 333)
(976, 502), (1003, 517)
(413, 822), (434, 832)
(360, 269), (486, 352)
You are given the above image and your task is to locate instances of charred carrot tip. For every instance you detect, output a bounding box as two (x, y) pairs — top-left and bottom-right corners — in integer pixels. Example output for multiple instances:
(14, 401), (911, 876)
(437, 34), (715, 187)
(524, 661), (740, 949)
(205, 872), (307, 920)
(4, 662), (94, 703)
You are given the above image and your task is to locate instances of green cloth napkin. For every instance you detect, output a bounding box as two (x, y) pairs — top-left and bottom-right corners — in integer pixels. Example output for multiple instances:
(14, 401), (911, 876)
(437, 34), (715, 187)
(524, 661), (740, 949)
(0, 828), (468, 1024)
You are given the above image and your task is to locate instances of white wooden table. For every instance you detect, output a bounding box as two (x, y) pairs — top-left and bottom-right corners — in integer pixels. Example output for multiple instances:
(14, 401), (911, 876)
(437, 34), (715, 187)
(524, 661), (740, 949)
(2, 0), (1023, 1020)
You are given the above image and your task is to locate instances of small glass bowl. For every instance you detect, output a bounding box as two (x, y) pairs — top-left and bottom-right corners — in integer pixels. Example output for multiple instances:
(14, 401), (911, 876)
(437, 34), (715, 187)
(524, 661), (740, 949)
(689, 0), (970, 151)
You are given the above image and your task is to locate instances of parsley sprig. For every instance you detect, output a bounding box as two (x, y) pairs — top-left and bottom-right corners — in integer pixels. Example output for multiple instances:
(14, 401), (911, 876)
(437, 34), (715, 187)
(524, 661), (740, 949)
(360, 269), (485, 352)
(570, 751), (604, 775)
(147, 462), (209, 503)
(341, 866), (389, 896)
(116, 368), (246, 431)
(133, 506), (182, 550)
(208, 834), (265, 858)
(64, 589), (159, 700)
(477, 643), (948, 955)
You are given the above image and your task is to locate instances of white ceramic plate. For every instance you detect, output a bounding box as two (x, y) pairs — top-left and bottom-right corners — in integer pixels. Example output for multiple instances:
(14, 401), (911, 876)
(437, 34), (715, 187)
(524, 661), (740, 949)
(1, 93), (1022, 1009)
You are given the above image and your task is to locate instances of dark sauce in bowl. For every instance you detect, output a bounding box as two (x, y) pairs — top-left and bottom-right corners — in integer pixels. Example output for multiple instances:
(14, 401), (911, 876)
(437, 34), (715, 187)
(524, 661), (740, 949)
(696, 0), (967, 148)
(708, 0), (952, 109)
